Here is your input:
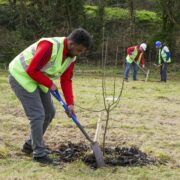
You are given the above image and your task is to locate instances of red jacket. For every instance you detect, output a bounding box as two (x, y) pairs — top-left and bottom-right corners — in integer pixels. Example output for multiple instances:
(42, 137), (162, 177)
(127, 46), (145, 65)
(26, 38), (74, 105)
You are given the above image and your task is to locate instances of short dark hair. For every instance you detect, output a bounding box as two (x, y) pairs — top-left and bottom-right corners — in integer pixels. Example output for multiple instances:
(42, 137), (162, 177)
(68, 28), (92, 49)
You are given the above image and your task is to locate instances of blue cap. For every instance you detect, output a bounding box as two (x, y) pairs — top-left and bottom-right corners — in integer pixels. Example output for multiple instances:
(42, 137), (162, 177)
(155, 41), (161, 48)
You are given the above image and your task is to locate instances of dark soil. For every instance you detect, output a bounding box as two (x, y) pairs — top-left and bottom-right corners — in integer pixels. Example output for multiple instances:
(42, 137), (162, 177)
(52, 142), (158, 168)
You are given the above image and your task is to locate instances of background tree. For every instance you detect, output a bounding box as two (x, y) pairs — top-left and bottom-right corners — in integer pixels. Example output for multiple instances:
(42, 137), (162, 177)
(127, 0), (135, 45)
(155, 0), (180, 55)
(0, 0), (180, 64)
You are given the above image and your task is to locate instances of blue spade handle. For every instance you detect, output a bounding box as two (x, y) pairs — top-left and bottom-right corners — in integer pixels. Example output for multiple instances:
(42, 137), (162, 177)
(50, 90), (93, 143)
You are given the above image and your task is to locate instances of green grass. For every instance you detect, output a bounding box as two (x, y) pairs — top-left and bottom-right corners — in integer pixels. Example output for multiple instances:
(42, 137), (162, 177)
(0, 64), (180, 179)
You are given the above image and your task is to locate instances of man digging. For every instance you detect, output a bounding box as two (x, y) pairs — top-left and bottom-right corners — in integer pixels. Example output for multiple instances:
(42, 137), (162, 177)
(8, 28), (92, 165)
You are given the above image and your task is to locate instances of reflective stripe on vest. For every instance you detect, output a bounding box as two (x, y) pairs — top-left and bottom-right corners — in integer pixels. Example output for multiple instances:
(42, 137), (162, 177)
(9, 37), (76, 93)
(19, 37), (60, 70)
(126, 46), (142, 64)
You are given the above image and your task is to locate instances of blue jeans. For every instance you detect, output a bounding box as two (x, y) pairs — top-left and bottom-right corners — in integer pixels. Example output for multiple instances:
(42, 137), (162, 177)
(124, 61), (138, 80)
(160, 63), (167, 81)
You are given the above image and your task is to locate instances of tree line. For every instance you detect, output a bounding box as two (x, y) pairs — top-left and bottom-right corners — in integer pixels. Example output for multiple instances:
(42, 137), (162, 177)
(0, 0), (179, 64)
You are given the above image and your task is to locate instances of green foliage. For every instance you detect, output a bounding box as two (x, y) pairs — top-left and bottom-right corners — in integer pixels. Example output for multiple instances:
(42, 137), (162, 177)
(84, 3), (105, 51)
(0, 0), (87, 62)
(154, 0), (180, 53)
(0, 4), (17, 30)
(0, 28), (30, 64)
(105, 7), (129, 21)
(0, 28), (32, 63)
(0, 1), (179, 64)
(84, 5), (97, 17)
(136, 10), (161, 22)
(85, 5), (160, 22)
(0, 0), (7, 5)
(106, 0), (127, 6)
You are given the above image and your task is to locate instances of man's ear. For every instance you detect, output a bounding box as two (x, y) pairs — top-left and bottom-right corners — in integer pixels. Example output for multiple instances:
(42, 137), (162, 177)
(69, 40), (74, 47)
(67, 40), (73, 49)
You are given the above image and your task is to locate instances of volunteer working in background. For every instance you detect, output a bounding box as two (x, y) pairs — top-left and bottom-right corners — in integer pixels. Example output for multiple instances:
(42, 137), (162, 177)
(154, 41), (171, 82)
(124, 43), (147, 81)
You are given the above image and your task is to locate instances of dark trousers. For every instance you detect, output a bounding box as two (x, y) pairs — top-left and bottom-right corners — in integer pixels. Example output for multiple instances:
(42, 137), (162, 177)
(160, 63), (167, 82)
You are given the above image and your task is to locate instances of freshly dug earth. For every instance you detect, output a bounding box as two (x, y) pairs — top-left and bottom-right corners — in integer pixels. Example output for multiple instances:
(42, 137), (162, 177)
(52, 142), (158, 168)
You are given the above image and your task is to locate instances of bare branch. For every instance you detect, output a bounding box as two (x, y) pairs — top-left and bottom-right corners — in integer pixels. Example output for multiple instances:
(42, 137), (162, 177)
(102, 105), (110, 155)
(75, 103), (105, 112)
(110, 78), (125, 110)
(102, 36), (108, 110)
(112, 46), (119, 102)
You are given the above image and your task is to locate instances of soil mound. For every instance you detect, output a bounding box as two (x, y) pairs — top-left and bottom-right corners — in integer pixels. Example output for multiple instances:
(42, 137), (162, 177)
(52, 142), (157, 168)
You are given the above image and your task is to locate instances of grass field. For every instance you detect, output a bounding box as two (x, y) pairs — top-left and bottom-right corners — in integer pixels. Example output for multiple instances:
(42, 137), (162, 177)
(0, 64), (180, 180)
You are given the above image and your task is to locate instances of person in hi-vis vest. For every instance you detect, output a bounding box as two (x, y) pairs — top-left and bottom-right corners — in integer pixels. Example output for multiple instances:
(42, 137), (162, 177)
(8, 28), (92, 165)
(154, 41), (171, 82)
(124, 43), (147, 81)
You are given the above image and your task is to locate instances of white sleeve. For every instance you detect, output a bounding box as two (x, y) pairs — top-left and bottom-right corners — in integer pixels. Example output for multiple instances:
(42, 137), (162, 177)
(163, 46), (169, 52)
